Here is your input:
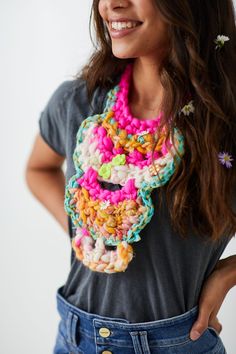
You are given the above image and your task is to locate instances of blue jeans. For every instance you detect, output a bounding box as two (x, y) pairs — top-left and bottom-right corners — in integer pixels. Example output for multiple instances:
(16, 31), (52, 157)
(53, 285), (227, 354)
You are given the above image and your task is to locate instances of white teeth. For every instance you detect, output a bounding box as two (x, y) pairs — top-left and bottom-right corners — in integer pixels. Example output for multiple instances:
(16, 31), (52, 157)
(111, 21), (140, 30)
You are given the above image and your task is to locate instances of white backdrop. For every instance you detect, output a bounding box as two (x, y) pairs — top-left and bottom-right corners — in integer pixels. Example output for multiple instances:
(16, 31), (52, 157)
(1, 1), (235, 353)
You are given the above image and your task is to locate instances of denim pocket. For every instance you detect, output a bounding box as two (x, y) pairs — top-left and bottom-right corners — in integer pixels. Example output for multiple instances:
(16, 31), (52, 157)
(206, 326), (227, 354)
(149, 327), (225, 354)
(53, 314), (85, 354)
(207, 326), (221, 338)
(53, 320), (72, 354)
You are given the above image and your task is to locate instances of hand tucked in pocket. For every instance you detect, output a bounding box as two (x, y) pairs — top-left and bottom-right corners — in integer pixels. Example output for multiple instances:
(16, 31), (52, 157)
(190, 255), (236, 340)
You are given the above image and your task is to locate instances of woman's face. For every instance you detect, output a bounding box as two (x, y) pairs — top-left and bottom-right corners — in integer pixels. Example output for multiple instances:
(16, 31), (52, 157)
(98, 0), (170, 60)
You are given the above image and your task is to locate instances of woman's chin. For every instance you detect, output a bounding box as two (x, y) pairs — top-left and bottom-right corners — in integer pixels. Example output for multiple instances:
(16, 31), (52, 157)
(110, 44), (138, 59)
(111, 50), (137, 60)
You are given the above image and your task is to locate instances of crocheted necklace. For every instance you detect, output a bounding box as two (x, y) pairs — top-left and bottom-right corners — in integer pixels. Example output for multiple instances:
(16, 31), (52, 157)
(64, 63), (185, 274)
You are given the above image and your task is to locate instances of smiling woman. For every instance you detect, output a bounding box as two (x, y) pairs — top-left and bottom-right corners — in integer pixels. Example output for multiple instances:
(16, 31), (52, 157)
(99, 0), (170, 63)
(25, 0), (236, 353)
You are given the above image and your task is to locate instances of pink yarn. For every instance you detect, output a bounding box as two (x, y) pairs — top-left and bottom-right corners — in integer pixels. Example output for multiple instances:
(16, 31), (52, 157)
(126, 150), (161, 167)
(82, 228), (90, 236)
(92, 63), (171, 167)
(75, 232), (88, 247)
(112, 63), (162, 135)
(77, 167), (137, 204)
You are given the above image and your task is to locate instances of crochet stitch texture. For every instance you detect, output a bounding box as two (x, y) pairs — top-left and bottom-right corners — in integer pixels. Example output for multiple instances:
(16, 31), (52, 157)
(64, 63), (185, 273)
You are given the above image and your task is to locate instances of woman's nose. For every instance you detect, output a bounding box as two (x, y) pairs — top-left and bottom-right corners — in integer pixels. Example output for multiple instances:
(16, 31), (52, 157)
(104, 0), (129, 10)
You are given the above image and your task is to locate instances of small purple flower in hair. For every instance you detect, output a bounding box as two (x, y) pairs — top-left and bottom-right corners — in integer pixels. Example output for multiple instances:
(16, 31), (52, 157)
(218, 152), (234, 168)
(214, 35), (230, 50)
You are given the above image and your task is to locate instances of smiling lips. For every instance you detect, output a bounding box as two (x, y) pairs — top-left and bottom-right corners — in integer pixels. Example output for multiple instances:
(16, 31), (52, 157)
(107, 20), (142, 38)
(111, 20), (141, 30)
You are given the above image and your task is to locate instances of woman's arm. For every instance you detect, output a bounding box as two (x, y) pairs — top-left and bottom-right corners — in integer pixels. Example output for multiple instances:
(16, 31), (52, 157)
(25, 133), (68, 233)
(215, 255), (236, 288)
(190, 254), (236, 340)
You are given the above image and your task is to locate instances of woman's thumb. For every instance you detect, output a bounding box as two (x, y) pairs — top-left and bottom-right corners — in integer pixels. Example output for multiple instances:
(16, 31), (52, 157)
(190, 310), (209, 340)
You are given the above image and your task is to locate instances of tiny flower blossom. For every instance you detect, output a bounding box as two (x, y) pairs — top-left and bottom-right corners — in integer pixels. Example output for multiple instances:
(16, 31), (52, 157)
(218, 152), (234, 168)
(100, 200), (111, 210)
(112, 153), (126, 166)
(98, 163), (112, 178)
(180, 100), (195, 116)
(214, 35), (230, 50)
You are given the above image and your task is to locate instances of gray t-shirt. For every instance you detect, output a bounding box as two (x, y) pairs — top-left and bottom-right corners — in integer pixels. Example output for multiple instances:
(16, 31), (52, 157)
(38, 77), (233, 323)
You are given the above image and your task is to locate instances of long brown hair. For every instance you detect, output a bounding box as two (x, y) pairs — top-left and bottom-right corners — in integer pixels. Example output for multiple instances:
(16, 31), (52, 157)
(75, 0), (236, 242)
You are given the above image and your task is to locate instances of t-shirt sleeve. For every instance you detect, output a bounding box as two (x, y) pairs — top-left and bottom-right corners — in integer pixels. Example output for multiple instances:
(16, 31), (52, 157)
(38, 81), (73, 156)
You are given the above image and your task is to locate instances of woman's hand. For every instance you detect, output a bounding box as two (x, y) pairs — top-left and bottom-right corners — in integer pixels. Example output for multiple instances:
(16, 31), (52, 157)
(190, 255), (236, 341)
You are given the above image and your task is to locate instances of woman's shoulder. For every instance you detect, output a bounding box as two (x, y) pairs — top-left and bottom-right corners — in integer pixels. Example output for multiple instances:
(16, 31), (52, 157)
(47, 77), (87, 106)
(50, 76), (109, 113)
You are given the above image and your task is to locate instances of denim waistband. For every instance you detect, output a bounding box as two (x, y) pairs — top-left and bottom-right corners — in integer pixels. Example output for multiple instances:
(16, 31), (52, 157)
(54, 285), (227, 354)
(56, 285), (199, 340)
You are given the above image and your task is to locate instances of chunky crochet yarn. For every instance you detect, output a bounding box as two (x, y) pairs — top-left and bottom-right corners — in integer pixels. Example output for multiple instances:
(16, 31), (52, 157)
(64, 63), (185, 273)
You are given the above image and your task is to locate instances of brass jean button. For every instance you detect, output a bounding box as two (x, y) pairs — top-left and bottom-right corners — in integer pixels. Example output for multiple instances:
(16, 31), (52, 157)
(99, 327), (111, 338)
(102, 351), (113, 354)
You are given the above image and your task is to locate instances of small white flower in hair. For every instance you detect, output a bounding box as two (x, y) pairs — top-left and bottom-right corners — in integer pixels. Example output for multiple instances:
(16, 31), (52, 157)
(214, 35), (230, 49)
(180, 100), (195, 116)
